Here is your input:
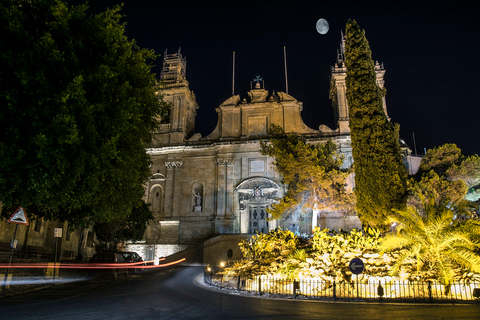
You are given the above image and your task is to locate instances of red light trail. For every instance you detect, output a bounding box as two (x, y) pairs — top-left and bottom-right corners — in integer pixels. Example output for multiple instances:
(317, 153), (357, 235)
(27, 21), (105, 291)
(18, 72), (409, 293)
(0, 258), (186, 270)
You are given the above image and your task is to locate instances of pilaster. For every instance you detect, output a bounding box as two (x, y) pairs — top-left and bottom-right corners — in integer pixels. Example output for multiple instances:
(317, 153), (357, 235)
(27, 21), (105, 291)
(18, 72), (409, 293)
(164, 160), (183, 219)
(214, 156), (234, 233)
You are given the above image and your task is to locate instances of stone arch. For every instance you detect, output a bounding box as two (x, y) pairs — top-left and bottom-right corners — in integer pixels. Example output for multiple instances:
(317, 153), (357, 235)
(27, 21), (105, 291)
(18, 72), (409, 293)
(234, 177), (283, 234)
(150, 172), (166, 180)
(235, 176), (281, 191)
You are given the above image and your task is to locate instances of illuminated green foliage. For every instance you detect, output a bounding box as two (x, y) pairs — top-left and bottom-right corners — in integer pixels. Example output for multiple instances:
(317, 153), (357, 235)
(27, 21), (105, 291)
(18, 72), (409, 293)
(232, 227), (384, 281)
(260, 125), (353, 220)
(410, 143), (480, 209)
(381, 195), (480, 286)
(311, 227), (381, 255)
(239, 228), (298, 260)
(344, 20), (407, 230)
(0, 1), (168, 226)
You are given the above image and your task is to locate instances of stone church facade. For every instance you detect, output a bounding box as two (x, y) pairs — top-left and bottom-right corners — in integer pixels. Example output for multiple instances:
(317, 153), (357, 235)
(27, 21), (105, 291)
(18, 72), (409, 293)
(134, 44), (392, 258)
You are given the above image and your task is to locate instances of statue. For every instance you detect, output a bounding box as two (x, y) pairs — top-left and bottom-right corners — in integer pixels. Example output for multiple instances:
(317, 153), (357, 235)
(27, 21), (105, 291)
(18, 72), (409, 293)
(193, 191), (202, 211)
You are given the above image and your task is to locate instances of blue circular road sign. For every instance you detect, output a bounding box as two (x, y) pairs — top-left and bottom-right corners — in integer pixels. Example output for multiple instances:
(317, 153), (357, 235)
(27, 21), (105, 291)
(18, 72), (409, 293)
(349, 257), (364, 275)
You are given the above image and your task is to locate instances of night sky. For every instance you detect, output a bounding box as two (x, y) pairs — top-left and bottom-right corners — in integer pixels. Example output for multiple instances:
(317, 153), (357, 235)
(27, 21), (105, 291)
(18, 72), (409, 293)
(82, 1), (478, 155)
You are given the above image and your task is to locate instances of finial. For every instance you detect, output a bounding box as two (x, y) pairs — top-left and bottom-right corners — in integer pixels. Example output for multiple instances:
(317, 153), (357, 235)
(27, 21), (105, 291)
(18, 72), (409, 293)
(253, 75), (263, 89)
(253, 75), (263, 84)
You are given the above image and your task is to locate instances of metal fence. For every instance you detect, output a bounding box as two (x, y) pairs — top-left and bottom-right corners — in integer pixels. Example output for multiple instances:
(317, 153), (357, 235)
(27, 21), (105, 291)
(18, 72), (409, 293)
(204, 272), (480, 302)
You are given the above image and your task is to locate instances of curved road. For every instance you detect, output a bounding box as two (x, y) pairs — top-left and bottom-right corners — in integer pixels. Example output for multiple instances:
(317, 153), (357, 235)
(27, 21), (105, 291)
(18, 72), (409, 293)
(1, 266), (479, 319)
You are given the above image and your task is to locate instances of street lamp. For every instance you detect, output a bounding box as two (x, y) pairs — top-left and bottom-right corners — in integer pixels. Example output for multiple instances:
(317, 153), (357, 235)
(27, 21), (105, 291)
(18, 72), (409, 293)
(153, 192), (159, 265)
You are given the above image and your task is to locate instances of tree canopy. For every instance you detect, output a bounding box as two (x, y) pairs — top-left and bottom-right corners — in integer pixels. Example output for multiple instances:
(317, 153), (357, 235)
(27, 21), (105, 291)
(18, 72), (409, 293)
(260, 125), (353, 220)
(410, 143), (480, 208)
(344, 19), (407, 230)
(94, 200), (153, 251)
(0, 0), (167, 226)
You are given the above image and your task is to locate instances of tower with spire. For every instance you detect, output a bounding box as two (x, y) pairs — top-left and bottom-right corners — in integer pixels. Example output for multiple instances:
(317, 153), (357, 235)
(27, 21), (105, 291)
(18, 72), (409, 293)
(155, 48), (199, 146)
(329, 32), (389, 135)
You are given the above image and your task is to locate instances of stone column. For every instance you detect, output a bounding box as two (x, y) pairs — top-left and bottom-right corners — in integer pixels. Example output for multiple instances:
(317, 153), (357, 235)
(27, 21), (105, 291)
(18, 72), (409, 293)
(160, 160), (182, 246)
(164, 162), (175, 219)
(225, 160), (235, 219)
(214, 157), (227, 219)
(171, 161), (183, 220)
(214, 156), (234, 233)
(164, 160), (183, 219)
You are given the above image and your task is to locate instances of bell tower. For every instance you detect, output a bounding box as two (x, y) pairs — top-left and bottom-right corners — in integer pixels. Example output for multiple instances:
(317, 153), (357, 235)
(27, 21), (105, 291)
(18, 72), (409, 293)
(157, 48), (198, 146)
(329, 33), (389, 135)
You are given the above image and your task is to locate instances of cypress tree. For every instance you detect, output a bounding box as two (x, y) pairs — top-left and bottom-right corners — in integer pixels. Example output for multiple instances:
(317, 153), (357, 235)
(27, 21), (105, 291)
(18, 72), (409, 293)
(344, 19), (407, 230)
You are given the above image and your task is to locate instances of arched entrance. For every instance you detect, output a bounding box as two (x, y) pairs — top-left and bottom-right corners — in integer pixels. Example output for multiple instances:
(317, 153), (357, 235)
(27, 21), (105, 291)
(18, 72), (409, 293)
(235, 177), (282, 234)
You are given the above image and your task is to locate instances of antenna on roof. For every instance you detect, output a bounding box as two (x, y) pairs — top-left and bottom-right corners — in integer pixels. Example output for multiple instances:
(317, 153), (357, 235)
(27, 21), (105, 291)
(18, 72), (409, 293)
(232, 51), (235, 96)
(412, 132), (418, 156)
(283, 46), (289, 94)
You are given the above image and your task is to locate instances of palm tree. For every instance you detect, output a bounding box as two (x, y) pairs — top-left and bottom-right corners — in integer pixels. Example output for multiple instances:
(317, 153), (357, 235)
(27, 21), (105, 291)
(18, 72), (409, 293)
(380, 195), (480, 287)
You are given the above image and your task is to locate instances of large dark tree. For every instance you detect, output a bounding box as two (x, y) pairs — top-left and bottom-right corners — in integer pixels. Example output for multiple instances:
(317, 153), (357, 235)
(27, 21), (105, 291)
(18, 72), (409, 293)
(0, 0), (167, 226)
(94, 200), (153, 251)
(344, 19), (407, 230)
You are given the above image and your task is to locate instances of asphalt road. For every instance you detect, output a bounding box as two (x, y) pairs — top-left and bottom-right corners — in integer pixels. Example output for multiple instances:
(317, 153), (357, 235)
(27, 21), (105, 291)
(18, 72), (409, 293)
(1, 266), (479, 319)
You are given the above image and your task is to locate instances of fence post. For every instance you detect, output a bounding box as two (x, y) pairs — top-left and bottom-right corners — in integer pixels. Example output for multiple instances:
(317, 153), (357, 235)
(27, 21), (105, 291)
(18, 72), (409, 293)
(333, 280), (336, 300)
(237, 275), (241, 291)
(294, 279), (299, 299)
(258, 277), (262, 296)
(428, 281), (433, 302)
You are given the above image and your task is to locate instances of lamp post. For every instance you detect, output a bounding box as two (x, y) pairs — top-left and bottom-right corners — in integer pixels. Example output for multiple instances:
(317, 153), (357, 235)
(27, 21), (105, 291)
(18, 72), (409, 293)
(153, 192), (159, 265)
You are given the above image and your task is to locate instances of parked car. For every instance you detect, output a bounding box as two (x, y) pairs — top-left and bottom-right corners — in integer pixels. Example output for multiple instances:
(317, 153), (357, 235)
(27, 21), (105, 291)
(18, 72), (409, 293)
(88, 252), (129, 279)
(120, 251), (144, 273)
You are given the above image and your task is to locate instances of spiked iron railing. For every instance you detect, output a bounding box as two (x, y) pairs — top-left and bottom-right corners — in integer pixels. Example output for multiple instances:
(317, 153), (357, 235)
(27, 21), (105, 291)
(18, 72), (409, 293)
(204, 271), (480, 302)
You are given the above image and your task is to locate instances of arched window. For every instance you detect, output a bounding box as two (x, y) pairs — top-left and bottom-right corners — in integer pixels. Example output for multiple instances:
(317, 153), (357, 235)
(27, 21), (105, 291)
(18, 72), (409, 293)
(149, 185), (163, 214)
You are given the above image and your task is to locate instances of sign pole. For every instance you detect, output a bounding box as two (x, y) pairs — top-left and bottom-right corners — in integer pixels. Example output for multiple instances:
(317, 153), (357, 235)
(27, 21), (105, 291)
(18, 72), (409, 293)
(3, 224), (18, 290)
(53, 237), (58, 285)
(356, 274), (359, 299)
(53, 228), (62, 285)
(349, 257), (365, 300)
(3, 206), (29, 290)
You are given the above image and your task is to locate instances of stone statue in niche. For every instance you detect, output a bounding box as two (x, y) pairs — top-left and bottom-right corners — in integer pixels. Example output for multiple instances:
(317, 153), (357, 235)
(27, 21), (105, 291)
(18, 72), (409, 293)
(193, 191), (202, 212)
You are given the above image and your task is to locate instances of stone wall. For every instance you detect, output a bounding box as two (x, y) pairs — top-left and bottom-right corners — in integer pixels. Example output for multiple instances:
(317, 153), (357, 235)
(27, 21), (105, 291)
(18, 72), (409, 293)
(203, 234), (252, 266)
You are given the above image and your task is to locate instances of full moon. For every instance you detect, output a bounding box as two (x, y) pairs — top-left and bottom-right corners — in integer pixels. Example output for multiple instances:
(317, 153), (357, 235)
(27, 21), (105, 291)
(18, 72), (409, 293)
(316, 18), (329, 35)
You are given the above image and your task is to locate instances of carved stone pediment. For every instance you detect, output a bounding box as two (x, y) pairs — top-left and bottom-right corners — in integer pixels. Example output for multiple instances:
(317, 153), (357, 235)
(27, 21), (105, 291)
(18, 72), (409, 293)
(236, 177), (280, 194)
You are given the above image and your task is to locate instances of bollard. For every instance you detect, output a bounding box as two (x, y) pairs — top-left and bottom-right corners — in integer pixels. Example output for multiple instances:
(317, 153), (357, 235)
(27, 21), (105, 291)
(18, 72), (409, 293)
(258, 277), (262, 296)
(333, 280), (336, 300)
(377, 282), (384, 301)
(428, 281), (433, 302)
